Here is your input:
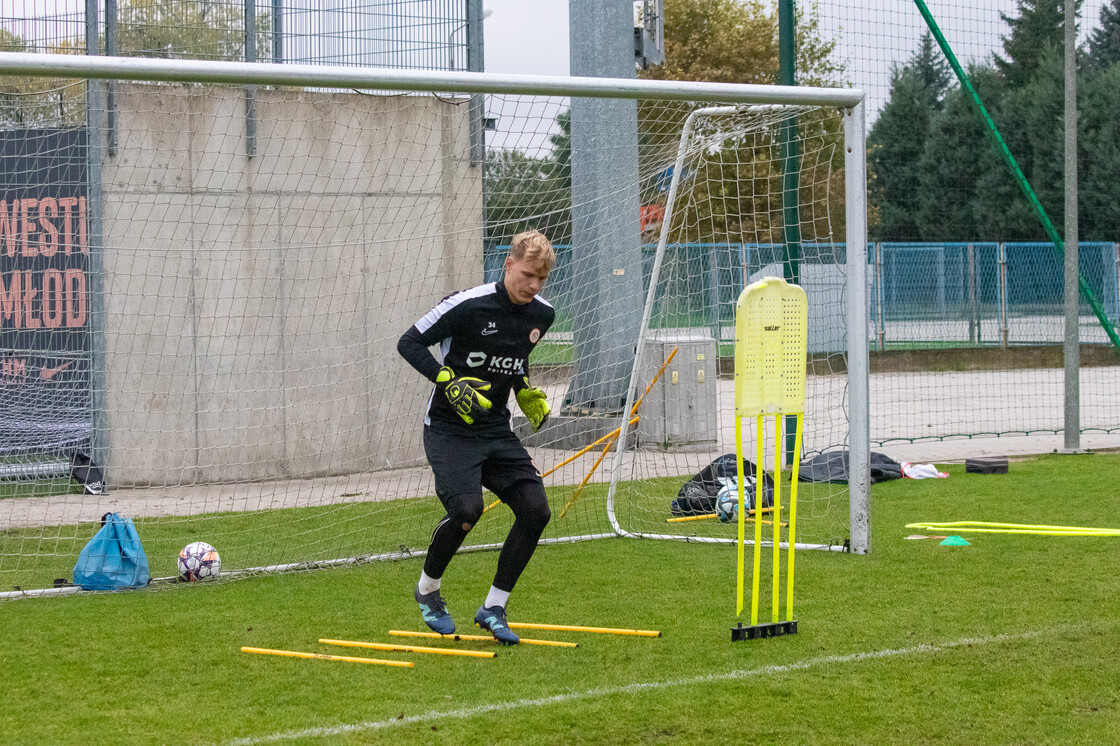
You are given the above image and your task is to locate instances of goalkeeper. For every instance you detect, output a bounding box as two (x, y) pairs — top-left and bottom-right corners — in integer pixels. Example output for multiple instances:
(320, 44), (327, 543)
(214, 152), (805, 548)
(396, 230), (556, 645)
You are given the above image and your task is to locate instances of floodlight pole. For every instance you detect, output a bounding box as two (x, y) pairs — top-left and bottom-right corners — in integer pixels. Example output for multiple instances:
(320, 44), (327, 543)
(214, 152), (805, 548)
(1062, 0), (1079, 452)
(565, 0), (644, 415)
(85, 0), (109, 484)
(779, 0), (801, 467)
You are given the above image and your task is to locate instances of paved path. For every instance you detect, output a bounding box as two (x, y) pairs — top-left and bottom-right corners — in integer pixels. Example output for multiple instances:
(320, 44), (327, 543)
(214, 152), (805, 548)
(4, 367), (1118, 529)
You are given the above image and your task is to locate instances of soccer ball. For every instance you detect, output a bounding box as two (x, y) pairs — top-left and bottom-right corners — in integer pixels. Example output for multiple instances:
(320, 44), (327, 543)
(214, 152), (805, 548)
(178, 541), (221, 582)
(714, 484), (739, 523)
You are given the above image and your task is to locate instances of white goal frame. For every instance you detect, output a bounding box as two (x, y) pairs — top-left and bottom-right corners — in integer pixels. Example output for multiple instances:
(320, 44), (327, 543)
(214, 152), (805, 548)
(0, 51), (869, 596)
(607, 102), (870, 554)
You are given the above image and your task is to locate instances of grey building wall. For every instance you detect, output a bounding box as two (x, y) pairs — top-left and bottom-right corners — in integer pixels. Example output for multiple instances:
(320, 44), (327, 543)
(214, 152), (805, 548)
(101, 84), (480, 485)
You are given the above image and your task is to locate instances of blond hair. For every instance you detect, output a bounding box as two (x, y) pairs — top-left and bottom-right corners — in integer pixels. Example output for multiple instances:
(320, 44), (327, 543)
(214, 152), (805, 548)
(508, 230), (556, 271)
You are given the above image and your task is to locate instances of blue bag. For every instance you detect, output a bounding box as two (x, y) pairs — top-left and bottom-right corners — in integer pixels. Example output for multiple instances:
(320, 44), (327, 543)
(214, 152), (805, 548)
(73, 513), (150, 591)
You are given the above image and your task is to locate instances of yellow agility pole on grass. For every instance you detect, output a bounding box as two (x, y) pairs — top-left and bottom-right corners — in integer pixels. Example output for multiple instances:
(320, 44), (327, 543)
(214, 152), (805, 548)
(319, 639), (496, 658)
(507, 622), (661, 637)
(388, 630), (578, 648)
(731, 277), (808, 641)
(905, 521), (1120, 537)
(240, 646), (414, 668)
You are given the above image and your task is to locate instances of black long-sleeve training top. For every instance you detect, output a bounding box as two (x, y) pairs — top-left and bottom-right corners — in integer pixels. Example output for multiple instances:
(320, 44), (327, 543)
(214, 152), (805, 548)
(398, 280), (554, 431)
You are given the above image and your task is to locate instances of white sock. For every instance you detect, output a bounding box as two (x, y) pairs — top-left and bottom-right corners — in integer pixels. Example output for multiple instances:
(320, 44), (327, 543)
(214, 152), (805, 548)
(418, 571), (441, 595)
(484, 586), (510, 609)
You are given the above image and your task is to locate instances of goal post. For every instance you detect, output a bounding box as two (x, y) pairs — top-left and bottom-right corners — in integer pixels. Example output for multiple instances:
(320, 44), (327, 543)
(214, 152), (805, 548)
(605, 99), (869, 554)
(0, 51), (867, 595)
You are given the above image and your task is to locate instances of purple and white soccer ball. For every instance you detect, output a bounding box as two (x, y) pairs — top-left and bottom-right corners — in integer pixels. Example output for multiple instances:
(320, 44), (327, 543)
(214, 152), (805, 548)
(178, 541), (221, 582)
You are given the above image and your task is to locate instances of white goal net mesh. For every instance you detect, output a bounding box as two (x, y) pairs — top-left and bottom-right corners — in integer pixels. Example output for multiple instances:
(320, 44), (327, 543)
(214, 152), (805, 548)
(0, 70), (859, 593)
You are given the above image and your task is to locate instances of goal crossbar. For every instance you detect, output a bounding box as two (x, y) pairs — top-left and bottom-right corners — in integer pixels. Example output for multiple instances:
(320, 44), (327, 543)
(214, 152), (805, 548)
(0, 51), (864, 107)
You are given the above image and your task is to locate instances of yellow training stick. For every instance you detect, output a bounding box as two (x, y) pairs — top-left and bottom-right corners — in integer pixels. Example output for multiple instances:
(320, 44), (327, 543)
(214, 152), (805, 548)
(542, 416), (640, 479)
(240, 646), (414, 668)
(663, 506), (779, 521)
(559, 346), (679, 519)
(388, 630), (578, 648)
(483, 416), (641, 515)
(319, 639), (496, 658)
(558, 430), (618, 518)
(904, 521), (1120, 536)
(507, 622), (661, 637)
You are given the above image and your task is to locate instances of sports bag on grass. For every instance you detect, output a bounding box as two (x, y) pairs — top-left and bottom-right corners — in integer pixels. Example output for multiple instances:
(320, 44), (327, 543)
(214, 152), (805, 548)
(670, 454), (775, 515)
(73, 513), (150, 591)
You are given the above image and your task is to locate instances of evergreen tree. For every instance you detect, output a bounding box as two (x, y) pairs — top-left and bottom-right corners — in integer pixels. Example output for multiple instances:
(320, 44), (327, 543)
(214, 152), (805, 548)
(1087, 0), (1120, 69)
(916, 64), (1004, 241)
(1079, 62), (1120, 240)
(909, 31), (953, 108)
(975, 51), (1063, 240)
(868, 68), (933, 240)
(994, 0), (1075, 88)
(867, 33), (951, 240)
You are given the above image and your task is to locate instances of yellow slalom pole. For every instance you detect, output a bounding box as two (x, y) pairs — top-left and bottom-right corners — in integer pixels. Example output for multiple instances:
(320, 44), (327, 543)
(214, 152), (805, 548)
(387, 630), (578, 648)
(735, 414), (745, 617)
(319, 639), (496, 658)
(904, 520), (1120, 536)
(508, 623), (661, 637)
(483, 416), (640, 515)
(559, 430), (618, 519)
(666, 511), (783, 525)
(751, 414), (764, 626)
(560, 346), (678, 519)
(544, 416), (639, 478)
(240, 646), (414, 668)
(771, 414), (781, 624)
(786, 412), (803, 622)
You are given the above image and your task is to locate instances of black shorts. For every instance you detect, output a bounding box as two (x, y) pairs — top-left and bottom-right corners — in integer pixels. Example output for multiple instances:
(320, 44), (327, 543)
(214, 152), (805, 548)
(423, 426), (543, 505)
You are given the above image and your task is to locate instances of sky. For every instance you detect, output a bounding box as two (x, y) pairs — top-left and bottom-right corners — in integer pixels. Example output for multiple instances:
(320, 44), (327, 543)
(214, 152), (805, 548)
(2, 0), (1110, 127)
(480, 0), (1111, 119)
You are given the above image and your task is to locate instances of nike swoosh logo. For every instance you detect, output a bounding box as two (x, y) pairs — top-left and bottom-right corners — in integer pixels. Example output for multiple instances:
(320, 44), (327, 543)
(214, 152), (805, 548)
(481, 329), (499, 335)
(40, 362), (72, 380)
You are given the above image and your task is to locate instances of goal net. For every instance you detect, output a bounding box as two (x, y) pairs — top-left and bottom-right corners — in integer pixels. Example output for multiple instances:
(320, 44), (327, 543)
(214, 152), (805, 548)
(0, 53), (866, 595)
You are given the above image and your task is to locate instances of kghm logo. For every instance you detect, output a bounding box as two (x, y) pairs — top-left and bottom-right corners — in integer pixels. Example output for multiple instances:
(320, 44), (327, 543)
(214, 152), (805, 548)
(487, 356), (525, 374)
(466, 351), (487, 367)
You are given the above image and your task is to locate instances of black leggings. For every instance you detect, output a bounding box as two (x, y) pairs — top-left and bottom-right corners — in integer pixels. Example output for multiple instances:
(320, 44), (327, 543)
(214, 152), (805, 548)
(423, 478), (551, 593)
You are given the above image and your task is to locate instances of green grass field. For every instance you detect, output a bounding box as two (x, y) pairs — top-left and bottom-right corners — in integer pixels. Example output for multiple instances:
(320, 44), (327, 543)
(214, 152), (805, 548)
(2, 453), (1119, 744)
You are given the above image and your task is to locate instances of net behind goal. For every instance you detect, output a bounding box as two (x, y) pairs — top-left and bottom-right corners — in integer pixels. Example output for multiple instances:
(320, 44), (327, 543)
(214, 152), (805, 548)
(0, 53), (866, 595)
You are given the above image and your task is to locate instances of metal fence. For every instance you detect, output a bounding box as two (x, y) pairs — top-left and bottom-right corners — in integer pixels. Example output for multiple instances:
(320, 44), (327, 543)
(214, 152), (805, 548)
(0, 0), (473, 69)
(488, 241), (1120, 350)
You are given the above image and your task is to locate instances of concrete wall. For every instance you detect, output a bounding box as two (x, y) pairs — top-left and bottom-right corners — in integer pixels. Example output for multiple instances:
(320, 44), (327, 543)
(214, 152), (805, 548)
(102, 84), (481, 485)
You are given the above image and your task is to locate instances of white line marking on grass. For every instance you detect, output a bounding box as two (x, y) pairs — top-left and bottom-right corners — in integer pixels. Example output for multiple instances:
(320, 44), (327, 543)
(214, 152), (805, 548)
(229, 629), (1047, 745)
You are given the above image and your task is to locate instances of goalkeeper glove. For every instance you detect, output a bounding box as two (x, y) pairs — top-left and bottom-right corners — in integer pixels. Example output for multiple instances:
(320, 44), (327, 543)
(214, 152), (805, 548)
(515, 376), (550, 432)
(436, 366), (492, 425)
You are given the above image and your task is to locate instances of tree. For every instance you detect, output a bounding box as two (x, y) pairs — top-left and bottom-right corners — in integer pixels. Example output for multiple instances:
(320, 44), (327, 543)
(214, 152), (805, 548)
(915, 64), (1003, 241)
(1079, 61), (1120, 239)
(484, 112), (572, 249)
(636, 0), (847, 243)
(994, 0), (1076, 88)
(867, 33), (952, 241)
(117, 0), (270, 61)
(973, 51), (1063, 241)
(0, 30), (84, 126)
(1087, 0), (1120, 69)
(485, 0), (847, 249)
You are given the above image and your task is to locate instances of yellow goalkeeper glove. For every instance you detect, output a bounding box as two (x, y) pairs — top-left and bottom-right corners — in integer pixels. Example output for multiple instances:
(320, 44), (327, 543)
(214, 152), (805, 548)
(515, 376), (550, 432)
(437, 366), (492, 425)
